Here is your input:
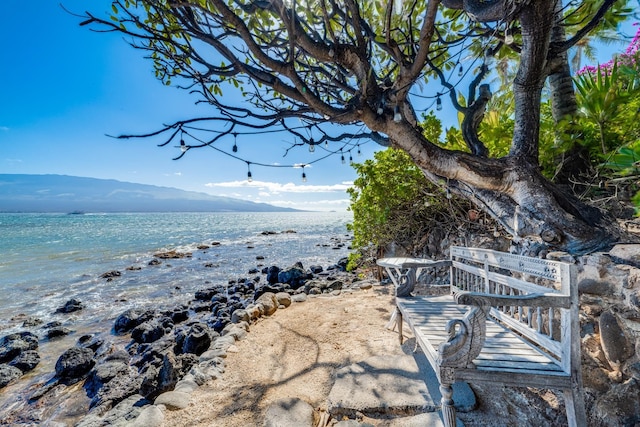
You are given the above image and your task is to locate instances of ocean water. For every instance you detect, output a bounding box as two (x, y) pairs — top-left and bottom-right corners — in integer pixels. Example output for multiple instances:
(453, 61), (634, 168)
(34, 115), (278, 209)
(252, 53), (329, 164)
(0, 211), (353, 333)
(0, 211), (353, 421)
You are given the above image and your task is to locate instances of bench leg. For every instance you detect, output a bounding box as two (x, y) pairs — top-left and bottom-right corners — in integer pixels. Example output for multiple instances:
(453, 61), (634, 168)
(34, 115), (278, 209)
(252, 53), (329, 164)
(440, 383), (457, 427)
(563, 384), (587, 427)
(397, 310), (404, 345)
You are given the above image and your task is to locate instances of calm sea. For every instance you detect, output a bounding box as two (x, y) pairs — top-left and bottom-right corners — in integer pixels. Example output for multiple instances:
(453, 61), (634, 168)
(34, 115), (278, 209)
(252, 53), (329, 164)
(0, 211), (353, 334)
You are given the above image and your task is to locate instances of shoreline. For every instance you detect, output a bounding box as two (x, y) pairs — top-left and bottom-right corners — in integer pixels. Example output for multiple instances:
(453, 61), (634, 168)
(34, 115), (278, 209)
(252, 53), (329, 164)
(0, 252), (358, 426)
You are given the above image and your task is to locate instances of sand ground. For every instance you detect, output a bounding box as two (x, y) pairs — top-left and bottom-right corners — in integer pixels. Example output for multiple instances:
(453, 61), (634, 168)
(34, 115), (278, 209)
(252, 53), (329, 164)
(163, 284), (410, 426)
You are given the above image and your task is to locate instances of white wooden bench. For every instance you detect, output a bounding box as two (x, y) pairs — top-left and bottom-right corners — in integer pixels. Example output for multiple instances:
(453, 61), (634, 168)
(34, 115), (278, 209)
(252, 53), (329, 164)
(378, 246), (586, 427)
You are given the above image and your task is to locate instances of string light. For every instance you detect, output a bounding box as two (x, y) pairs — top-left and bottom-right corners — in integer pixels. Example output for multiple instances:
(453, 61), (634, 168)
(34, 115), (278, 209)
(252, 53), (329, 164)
(340, 149), (345, 164)
(458, 65), (463, 77)
(301, 165), (307, 182)
(349, 151), (353, 162)
(504, 28), (514, 45)
(309, 138), (315, 153)
(436, 94), (442, 111)
(246, 162), (253, 182)
(393, 105), (402, 122)
(232, 132), (238, 153)
(377, 99), (385, 115)
(180, 138), (187, 153)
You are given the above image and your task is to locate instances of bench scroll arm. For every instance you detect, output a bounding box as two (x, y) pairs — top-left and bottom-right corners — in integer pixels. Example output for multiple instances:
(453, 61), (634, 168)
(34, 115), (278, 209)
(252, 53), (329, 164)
(437, 291), (490, 369)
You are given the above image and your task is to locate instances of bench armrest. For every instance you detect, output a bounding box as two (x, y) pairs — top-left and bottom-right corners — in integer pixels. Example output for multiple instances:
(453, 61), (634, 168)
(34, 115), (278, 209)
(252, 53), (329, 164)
(452, 289), (571, 309)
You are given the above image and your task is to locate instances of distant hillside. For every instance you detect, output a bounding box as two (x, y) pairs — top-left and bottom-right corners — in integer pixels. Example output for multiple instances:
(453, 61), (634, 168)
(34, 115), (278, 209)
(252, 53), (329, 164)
(0, 174), (297, 213)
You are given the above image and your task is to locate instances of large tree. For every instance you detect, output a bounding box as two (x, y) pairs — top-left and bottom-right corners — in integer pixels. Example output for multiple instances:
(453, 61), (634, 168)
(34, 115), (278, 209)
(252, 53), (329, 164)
(81, 0), (635, 254)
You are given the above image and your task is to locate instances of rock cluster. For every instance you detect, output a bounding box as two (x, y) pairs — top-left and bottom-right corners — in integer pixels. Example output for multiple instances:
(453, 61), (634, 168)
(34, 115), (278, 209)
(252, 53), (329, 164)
(10, 256), (361, 426)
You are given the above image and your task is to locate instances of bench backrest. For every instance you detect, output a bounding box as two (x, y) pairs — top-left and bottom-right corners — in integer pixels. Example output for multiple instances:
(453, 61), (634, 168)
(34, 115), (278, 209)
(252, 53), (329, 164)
(449, 246), (578, 373)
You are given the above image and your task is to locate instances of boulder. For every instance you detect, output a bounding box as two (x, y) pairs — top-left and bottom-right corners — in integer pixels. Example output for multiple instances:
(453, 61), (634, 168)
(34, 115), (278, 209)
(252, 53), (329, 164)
(266, 266), (281, 285)
(55, 347), (95, 380)
(9, 350), (40, 373)
(114, 308), (155, 334)
(277, 262), (311, 287)
(0, 332), (38, 363)
(0, 364), (22, 388)
(100, 270), (122, 279)
(309, 265), (323, 274)
(131, 320), (166, 344)
(275, 292), (292, 308)
(47, 326), (72, 339)
(181, 323), (212, 355)
(255, 292), (278, 316)
(599, 310), (634, 368)
(55, 298), (84, 314)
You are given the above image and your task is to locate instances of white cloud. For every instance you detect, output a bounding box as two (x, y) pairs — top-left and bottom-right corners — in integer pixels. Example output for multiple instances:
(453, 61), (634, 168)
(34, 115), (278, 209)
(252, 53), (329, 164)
(266, 198), (351, 211)
(206, 180), (353, 193)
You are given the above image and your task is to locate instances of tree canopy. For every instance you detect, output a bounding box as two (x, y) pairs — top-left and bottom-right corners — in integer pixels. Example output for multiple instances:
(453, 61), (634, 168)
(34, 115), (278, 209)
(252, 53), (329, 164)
(81, 0), (637, 253)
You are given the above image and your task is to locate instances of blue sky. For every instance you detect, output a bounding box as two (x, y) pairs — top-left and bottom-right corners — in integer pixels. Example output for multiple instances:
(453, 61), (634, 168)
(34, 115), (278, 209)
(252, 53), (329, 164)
(1, 2), (634, 211)
(0, 1), (380, 211)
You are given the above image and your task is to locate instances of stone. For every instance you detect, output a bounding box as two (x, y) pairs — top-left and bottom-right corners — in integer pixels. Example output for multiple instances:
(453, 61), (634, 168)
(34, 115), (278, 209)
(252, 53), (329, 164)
(309, 265), (323, 274)
(0, 364), (22, 388)
(593, 378), (640, 426)
(9, 350), (40, 372)
(266, 266), (281, 284)
(55, 347), (95, 380)
(55, 298), (84, 314)
(263, 397), (314, 427)
(181, 323), (212, 355)
(100, 270), (122, 279)
(609, 244), (640, 268)
(77, 394), (147, 427)
(174, 377), (199, 393)
(22, 317), (43, 327)
(599, 310), (634, 368)
(130, 405), (164, 427)
(154, 390), (191, 410)
(222, 323), (247, 341)
(231, 309), (250, 324)
(0, 331), (38, 363)
(255, 292), (278, 316)
(85, 360), (131, 397)
(291, 293), (308, 303)
(131, 320), (166, 344)
(89, 369), (142, 409)
(275, 292), (292, 308)
(114, 308), (155, 334)
(277, 262), (311, 287)
(578, 279), (615, 296)
(46, 326), (72, 339)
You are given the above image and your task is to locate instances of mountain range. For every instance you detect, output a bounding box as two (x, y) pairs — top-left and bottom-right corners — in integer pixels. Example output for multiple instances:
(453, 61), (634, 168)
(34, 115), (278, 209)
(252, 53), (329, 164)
(0, 174), (296, 213)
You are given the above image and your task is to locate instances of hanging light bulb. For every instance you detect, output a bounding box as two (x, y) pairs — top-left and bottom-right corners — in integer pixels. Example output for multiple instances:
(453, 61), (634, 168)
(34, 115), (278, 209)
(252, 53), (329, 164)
(325, 140), (329, 148)
(301, 166), (307, 182)
(180, 139), (187, 153)
(357, 144), (362, 156)
(376, 99), (385, 115)
(247, 163), (253, 182)
(349, 151), (353, 162)
(340, 149), (345, 164)
(458, 65), (463, 77)
(232, 133), (238, 153)
(309, 138), (315, 153)
(436, 94), (442, 111)
(393, 105), (402, 122)
(504, 28), (514, 45)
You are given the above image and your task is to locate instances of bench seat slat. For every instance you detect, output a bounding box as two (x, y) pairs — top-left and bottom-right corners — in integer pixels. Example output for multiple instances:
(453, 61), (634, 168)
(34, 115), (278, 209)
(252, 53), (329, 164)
(397, 296), (564, 374)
